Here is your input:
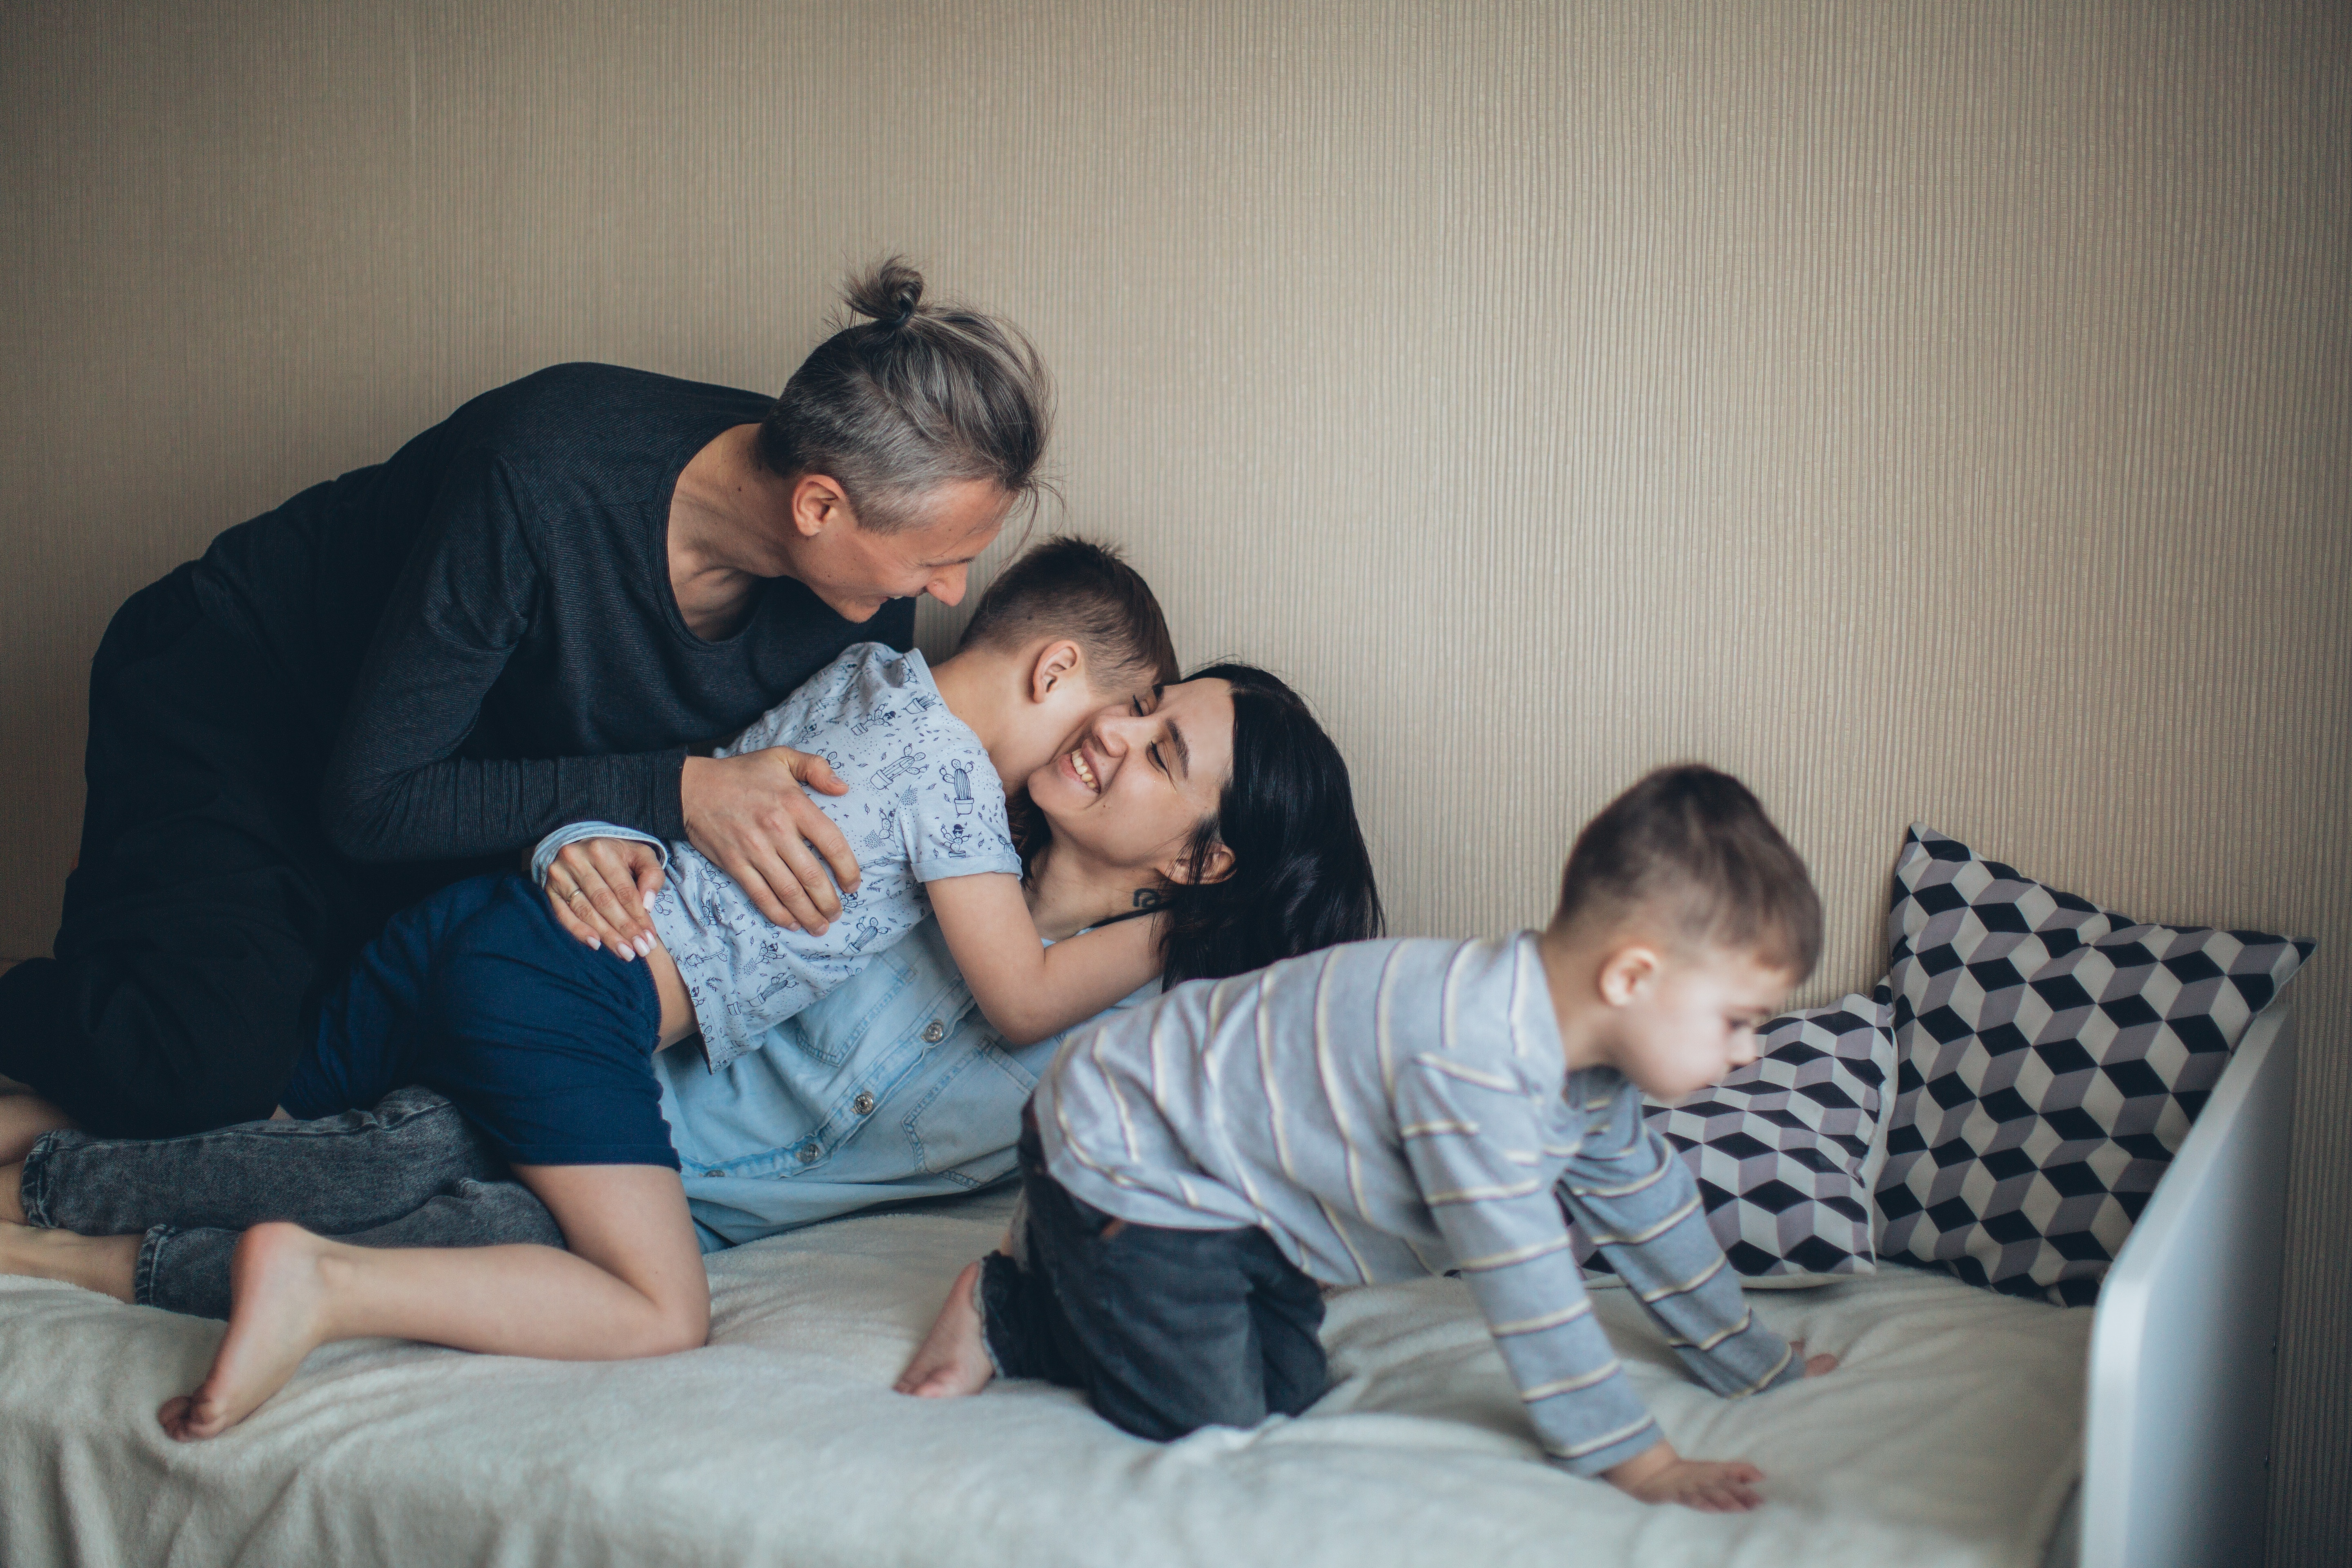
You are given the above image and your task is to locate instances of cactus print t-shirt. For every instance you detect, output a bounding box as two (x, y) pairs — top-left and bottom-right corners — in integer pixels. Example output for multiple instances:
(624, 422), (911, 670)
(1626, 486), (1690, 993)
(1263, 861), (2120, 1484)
(532, 642), (1021, 1071)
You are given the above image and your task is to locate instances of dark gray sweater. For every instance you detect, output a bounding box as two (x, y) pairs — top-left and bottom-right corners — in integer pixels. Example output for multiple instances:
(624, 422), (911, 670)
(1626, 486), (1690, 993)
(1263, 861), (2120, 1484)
(187, 362), (913, 862)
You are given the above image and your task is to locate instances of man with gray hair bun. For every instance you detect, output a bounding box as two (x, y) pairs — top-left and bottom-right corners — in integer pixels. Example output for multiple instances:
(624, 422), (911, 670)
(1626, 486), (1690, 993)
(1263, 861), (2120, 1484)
(0, 258), (1052, 1157)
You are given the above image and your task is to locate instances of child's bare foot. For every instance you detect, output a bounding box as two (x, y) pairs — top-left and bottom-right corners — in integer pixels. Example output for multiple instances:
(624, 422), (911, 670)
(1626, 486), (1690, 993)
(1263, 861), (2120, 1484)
(893, 1259), (995, 1399)
(159, 1222), (339, 1441)
(0, 1219), (138, 1299)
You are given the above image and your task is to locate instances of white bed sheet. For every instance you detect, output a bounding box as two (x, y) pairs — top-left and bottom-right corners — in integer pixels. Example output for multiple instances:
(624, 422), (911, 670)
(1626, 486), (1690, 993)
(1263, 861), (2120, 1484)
(0, 1191), (2087, 1567)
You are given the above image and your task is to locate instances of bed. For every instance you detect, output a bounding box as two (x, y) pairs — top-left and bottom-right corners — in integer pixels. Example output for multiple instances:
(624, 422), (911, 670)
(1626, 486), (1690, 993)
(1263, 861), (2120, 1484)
(0, 996), (2296, 1568)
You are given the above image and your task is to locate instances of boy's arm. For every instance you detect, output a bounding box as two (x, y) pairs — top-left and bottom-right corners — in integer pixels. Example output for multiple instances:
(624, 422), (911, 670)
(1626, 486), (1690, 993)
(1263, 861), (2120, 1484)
(1393, 1058), (1665, 1478)
(924, 873), (1163, 1045)
(1560, 1091), (1800, 1399)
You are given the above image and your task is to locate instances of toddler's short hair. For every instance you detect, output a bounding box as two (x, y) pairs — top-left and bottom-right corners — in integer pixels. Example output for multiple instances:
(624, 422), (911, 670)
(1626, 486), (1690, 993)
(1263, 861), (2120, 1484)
(1551, 764), (1823, 980)
(957, 537), (1179, 695)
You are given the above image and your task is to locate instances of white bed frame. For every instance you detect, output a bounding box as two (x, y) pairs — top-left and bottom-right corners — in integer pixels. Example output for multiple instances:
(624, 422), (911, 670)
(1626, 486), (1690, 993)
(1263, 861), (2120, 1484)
(2078, 996), (2298, 1568)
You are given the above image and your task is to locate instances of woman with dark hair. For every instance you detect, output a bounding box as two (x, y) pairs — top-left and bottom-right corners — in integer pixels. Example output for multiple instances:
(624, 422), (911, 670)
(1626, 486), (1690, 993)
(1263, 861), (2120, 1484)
(0, 661), (1383, 1417)
(1142, 663), (1384, 988)
(0, 260), (1050, 1151)
(650, 659), (1383, 1245)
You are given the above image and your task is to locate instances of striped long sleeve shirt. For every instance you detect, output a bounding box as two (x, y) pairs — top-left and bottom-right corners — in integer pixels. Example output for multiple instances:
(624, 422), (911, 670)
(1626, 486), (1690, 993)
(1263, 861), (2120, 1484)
(1033, 933), (1800, 1475)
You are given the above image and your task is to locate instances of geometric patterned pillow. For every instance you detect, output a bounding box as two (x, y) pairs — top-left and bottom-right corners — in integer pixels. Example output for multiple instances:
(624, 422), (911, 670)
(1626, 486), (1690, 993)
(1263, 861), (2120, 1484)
(1577, 995), (1898, 1287)
(1874, 825), (2314, 1307)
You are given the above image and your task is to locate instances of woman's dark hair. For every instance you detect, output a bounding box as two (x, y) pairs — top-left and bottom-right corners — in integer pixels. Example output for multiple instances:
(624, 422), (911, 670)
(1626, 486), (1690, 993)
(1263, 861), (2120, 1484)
(756, 257), (1054, 532)
(1152, 662), (1384, 987)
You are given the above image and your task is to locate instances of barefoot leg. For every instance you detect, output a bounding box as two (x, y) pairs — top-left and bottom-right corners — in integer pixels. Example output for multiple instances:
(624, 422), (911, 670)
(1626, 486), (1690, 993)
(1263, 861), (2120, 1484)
(894, 1259), (996, 1399)
(160, 1222), (339, 1441)
(0, 1221), (138, 1300)
(161, 1165), (710, 1441)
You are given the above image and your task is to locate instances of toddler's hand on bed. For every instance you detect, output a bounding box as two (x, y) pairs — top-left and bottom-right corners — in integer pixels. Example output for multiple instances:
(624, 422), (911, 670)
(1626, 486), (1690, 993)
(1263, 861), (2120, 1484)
(1603, 1441), (1764, 1512)
(544, 837), (667, 959)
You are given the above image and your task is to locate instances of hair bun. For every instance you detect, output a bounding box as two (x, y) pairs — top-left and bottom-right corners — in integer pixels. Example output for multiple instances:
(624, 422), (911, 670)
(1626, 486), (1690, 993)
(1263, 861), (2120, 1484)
(761, 257), (1052, 532)
(846, 256), (925, 328)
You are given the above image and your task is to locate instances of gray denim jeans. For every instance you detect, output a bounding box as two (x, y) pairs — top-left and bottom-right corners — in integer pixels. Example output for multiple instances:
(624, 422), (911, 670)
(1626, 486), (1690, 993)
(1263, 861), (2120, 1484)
(18, 1087), (562, 1319)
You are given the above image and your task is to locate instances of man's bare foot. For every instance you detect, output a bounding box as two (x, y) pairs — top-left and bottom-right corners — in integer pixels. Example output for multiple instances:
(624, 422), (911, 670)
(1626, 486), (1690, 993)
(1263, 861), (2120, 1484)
(0, 1091), (73, 1167)
(893, 1259), (995, 1399)
(159, 1222), (339, 1441)
(0, 1220), (138, 1300)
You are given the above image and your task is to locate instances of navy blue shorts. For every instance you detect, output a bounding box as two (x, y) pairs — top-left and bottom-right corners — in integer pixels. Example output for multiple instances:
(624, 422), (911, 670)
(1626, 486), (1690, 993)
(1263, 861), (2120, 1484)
(281, 874), (675, 1169)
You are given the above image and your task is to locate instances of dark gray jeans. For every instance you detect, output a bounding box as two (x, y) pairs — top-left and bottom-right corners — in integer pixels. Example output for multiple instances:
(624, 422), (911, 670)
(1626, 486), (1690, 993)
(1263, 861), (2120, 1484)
(19, 1087), (561, 1319)
(979, 1117), (1327, 1441)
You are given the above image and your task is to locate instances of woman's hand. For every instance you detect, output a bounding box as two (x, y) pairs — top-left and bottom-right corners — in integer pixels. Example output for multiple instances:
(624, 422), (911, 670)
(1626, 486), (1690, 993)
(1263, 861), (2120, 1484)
(543, 837), (668, 958)
(680, 749), (861, 934)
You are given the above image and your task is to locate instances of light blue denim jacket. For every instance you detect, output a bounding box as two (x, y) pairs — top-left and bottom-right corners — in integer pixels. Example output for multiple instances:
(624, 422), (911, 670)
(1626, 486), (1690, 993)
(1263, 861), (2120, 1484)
(531, 822), (1148, 1253)
(666, 918), (1084, 1251)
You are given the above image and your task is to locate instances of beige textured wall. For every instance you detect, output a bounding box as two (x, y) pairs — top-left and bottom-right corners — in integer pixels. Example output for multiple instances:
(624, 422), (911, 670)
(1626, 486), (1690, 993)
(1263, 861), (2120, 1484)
(4, 0), (2346, 1554)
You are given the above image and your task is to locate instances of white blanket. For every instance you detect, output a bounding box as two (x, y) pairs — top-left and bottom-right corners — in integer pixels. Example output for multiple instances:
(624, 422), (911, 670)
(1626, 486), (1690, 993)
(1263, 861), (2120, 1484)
(0, 1192), (2086, 1567)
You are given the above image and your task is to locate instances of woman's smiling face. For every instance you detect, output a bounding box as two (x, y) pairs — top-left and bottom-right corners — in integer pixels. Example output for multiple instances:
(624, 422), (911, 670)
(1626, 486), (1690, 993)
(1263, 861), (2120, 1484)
(1026, 677), (1237, 882)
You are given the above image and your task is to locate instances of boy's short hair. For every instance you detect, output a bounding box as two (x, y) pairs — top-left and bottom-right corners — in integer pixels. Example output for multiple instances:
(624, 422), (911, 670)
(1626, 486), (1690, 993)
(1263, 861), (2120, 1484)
(957, 537), (1179, 694)
(1551, 764), (1823, 980)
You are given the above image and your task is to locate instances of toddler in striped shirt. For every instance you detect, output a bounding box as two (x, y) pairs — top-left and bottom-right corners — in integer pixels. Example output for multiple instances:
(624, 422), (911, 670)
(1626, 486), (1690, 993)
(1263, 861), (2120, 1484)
(898, 764), (1838, 1511)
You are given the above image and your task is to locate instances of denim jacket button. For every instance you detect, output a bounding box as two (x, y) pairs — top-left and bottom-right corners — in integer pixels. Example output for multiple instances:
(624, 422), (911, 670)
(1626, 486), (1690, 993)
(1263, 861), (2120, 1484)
(852, 1091), (876, 1116)
(703, 1169), (723, 1179)
(797, 1144), (819, 1164)
(921, 1020), (946, 1044)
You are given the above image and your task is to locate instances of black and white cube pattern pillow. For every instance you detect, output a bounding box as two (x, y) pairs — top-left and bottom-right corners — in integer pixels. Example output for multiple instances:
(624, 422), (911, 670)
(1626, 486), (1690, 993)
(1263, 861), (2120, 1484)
(1876, 825), (2314, 1306)
(1577, 996), (1898, 1286)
